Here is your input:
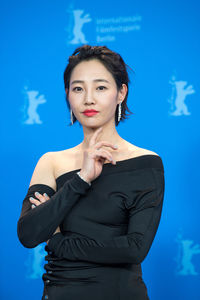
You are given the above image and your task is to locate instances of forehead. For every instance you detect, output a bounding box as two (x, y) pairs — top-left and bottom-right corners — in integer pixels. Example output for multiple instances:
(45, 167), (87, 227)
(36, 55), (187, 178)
(70, 59), (115, 82)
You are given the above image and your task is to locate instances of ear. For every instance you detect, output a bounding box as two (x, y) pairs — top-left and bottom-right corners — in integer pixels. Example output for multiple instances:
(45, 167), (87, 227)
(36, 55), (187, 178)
(117, 84), (128, 104)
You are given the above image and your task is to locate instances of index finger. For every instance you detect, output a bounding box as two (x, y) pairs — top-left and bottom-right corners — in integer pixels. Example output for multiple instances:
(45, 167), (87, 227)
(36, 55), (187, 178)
(89, 127), (103, 147)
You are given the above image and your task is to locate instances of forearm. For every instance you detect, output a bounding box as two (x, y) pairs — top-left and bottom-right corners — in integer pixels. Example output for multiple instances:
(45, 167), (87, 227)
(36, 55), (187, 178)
(17, 173), (91, 248)
(47, 203), (163, 265)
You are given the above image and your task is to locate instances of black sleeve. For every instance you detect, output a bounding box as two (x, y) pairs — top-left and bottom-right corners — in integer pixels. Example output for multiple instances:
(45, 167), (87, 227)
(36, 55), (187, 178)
(47, 168), (165, 265)
(17, 173), (91, 249)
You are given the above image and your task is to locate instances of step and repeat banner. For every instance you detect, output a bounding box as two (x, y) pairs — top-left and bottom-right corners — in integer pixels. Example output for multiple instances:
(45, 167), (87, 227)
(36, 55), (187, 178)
(1, 0), (199, 299)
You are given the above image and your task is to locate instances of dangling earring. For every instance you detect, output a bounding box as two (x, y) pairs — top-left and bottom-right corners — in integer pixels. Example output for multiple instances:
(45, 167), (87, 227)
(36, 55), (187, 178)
(118, 101), (122, 122)
(70, 108), (74, 125)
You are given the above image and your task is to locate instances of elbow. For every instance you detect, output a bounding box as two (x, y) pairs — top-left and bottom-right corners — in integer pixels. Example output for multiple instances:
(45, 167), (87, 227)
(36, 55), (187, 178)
(127, 245), (148, 264)
(127, 252), (144, 264)
(127, 253), (146, 264)
(131, 253), (147, 264)
(17, 219), (39, 249)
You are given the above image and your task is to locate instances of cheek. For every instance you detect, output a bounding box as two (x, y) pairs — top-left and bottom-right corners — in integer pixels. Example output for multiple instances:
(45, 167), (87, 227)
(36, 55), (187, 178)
(101, 92), (118, 109)
(68, 93), (82, 108)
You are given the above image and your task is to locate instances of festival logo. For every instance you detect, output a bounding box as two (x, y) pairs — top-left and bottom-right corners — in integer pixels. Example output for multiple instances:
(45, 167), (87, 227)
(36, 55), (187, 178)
(65, 4), (141, 44)
(22, 85), (46, 125)
(175, 231), (200, 276)
(168, 75), (195, 116)
(68, 9), (92, 44)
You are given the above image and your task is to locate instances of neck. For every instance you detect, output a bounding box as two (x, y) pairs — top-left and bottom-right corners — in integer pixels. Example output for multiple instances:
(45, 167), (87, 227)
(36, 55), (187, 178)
(79, 122), (124, 152)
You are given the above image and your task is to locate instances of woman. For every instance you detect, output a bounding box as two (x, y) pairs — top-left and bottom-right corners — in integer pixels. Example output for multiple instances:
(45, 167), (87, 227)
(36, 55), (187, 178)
(17, 45), (165, 300)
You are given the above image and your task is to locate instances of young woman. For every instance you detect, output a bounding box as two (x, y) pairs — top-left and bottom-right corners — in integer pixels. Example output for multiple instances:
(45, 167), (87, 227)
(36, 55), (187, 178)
(17, 45), (165, 300)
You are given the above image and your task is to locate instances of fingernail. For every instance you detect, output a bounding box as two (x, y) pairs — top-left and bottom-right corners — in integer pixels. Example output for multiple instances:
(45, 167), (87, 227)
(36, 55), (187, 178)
(30, 197), (34, 201)
(114, 145), (118, 148)
(44, 193), (48, 197)
(35, 192), (39, 196)
(31, 204), (36, 209)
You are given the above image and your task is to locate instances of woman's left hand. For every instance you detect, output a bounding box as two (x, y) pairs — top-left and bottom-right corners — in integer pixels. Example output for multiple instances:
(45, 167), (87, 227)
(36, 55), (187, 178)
(29, 191), (61, 244)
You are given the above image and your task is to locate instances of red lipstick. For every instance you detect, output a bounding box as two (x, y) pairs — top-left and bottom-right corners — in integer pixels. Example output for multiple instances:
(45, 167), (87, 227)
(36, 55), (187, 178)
(83, 109), (99, 117)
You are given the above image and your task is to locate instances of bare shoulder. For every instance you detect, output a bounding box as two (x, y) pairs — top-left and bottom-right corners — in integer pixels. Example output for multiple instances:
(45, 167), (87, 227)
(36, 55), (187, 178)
(127, 142), (160, 158)
(138, 148), (160, 157)
(52, 146), (81, 179)
(29, 151), (56, 191)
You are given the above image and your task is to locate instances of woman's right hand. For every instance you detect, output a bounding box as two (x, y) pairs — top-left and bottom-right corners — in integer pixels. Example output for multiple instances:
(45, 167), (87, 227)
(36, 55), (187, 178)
(79, 127), (118, 183)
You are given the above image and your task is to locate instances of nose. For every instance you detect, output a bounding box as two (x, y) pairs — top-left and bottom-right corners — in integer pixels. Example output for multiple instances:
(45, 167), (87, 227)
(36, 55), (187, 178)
(84, 88), (94, 104)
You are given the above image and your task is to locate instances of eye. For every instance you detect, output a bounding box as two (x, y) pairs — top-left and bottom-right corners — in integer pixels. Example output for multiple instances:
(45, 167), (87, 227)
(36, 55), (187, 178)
(97, 86), (107, 90)
(72, 87), (82, 92)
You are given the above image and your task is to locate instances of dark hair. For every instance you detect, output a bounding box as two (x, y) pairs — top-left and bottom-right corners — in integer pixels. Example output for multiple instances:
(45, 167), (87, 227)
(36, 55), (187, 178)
(63, 45), (134, 126)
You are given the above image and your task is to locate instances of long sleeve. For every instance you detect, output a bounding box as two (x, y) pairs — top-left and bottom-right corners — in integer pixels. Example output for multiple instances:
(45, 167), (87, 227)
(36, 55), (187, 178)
(17, 173), (91, 248)
(47, 168), (165, 265)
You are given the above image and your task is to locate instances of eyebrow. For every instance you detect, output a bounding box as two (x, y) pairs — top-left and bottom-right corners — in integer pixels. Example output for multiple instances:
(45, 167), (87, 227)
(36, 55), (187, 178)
(71, 79), (110, 85)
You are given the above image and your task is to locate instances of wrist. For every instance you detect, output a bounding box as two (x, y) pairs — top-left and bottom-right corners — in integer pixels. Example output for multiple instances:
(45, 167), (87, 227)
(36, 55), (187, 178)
(77, 171), (91, 186)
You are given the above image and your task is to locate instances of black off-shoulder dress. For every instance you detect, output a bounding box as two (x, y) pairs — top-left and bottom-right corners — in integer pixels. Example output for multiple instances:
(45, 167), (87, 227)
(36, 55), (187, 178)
(17, 154), (165, 300)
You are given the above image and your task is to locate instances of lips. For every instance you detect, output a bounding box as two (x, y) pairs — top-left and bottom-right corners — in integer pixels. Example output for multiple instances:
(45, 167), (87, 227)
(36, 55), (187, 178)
(83, 110), (98, 113)
(83, 110), (99, 117)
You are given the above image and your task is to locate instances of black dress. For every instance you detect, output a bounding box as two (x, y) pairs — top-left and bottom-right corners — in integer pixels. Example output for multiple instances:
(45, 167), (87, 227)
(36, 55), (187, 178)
(17, 154), (165, 300)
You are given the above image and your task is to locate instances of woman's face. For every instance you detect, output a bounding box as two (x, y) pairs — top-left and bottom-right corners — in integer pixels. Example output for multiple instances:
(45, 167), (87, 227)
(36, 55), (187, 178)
(67, 59), (127, 128)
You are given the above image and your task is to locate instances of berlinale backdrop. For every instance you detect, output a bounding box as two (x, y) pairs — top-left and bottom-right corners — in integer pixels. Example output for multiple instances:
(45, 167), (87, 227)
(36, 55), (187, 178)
(1, 0), (200, 299)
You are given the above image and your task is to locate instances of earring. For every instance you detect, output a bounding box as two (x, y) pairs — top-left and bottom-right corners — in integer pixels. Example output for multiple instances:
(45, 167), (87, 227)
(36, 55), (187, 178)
(70, 108), (74, 125)
(118, 101), (122, 122)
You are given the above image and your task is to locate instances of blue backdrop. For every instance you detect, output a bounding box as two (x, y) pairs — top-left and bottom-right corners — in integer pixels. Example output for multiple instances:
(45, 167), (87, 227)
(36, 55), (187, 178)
(1, 0), (200, 299)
